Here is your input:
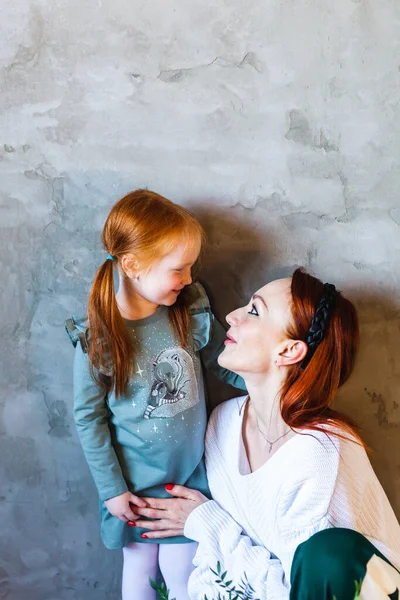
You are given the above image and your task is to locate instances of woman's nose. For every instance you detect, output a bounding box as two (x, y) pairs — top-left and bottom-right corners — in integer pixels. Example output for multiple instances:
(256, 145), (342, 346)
(226, 308), (241, 327)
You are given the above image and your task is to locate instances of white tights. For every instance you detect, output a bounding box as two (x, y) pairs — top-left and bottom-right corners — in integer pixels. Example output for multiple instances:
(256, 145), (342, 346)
(122, 542), (197, 600)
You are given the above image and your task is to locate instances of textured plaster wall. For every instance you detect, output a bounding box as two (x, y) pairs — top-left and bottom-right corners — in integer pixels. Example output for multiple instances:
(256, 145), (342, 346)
(1, 0), (400, 598)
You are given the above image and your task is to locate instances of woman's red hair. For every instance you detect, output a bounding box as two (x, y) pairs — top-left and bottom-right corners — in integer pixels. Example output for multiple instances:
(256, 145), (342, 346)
(280, 268), (363, 444)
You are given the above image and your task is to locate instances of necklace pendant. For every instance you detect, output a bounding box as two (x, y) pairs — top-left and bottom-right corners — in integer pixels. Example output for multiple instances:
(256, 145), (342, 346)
(269, 443), (273, 453)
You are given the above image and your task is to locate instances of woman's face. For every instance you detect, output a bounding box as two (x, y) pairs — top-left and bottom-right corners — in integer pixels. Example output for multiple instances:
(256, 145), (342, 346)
(218, 278), (295, 376)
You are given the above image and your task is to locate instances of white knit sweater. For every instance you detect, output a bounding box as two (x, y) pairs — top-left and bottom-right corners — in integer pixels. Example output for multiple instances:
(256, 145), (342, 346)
(184, 397), (400, 600)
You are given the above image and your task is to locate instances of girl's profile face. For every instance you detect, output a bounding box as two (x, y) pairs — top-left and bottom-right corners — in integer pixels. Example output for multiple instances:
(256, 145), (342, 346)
(134, 237), (201, 308)
(218, 278), (294, 376)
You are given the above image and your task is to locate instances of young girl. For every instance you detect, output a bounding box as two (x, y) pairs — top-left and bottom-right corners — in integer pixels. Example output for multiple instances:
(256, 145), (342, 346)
(65, 189), (245, 600)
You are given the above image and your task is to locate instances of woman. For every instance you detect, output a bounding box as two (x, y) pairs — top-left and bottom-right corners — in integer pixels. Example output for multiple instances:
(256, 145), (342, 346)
(133, 268), (400, 599)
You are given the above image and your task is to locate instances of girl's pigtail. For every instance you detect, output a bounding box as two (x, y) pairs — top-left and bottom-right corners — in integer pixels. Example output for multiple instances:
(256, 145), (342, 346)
(169, 287), (190, 348)
(87, 258), (133, 396)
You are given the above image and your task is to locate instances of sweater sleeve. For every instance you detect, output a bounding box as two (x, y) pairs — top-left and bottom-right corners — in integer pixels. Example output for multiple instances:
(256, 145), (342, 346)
(73, 345), (128, 501)
(184, 501), (289, 600)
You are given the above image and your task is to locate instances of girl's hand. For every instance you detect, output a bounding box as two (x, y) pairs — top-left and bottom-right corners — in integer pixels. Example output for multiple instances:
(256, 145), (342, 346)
(133, 484), (208, 539)
(104, 491), (147, 524)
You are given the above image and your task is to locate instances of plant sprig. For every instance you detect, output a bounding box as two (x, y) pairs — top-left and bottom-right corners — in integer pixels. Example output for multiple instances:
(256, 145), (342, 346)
(151, 564), (363, 599)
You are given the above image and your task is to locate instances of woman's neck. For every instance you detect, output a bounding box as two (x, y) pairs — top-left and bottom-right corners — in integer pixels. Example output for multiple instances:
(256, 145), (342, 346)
(242, 371), (295, 469)
(115, 276), (159, 321)
(244, 371), (288, 438)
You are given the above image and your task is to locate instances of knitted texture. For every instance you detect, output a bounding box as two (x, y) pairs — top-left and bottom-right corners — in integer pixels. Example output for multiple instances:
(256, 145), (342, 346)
(184, 397), (400, 600)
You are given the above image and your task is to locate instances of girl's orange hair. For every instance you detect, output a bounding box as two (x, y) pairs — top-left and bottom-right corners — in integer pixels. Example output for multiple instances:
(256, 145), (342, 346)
(280, 268), (363, 445)
(87, 189), (205, 396)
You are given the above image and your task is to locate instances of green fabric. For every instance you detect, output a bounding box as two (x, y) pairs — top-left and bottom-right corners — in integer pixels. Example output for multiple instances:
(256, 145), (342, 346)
(290, 528), (399, 600)
(69, 282), (245, 549)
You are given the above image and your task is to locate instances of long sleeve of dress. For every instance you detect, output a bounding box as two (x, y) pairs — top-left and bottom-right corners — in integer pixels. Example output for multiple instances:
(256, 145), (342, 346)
(73, 345), (128, 501)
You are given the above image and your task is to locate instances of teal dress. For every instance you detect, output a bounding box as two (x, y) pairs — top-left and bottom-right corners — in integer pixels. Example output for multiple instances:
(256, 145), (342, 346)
(66, 282), (245, 550)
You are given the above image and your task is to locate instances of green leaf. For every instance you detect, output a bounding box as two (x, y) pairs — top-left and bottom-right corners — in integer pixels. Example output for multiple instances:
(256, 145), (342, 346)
(149, 578), (158, 591)
(148, 576), (175, 600)
(211, 568), (219, 577)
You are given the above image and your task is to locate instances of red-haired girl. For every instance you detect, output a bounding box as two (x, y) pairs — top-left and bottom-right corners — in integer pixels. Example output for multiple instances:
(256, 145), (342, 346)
(65, 190), (245, 600)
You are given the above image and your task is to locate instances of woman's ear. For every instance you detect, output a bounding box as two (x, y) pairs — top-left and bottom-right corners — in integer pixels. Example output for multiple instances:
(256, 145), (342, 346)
(120, 254), (140, 280)
(276, 339), (308, 367)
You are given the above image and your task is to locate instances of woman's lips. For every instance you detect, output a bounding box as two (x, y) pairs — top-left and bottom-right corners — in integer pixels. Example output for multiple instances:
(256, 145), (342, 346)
(224, 333), (236, 345)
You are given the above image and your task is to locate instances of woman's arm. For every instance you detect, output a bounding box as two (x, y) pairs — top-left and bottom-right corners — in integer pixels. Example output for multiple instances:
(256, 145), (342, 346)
(134, 486), (289, 600)
(185, 499), (290, 600)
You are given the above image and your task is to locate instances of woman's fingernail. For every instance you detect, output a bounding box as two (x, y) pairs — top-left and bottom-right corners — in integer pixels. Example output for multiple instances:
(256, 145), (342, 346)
(165, 483), (174, 491)
(127, 521), (136, 527)
(141, 534), (148, 539)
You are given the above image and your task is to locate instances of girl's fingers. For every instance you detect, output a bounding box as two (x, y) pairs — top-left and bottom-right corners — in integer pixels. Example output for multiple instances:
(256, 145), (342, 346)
(118, 515), (129, 523)
(141, 497), (173, 510)
(124, 509), (139, 521)
(128, 493), (147, 508)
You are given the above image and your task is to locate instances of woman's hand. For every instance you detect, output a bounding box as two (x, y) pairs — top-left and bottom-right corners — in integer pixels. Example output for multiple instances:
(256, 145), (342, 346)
(133, 484), (208, 539)
(104, 491), (147, 524)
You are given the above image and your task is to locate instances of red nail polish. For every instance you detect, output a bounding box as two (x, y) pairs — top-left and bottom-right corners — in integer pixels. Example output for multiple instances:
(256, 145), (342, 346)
(127, 521), (136, 527)
(141, 534), (148, 539)
(165, 483), (174, 491)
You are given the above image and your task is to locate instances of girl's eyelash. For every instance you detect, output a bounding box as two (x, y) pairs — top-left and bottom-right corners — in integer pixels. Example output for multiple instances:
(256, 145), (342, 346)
(248, 304), (259, 316)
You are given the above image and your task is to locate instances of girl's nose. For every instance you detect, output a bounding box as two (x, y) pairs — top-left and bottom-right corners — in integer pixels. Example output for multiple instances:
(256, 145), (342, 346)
(183, 269), (192, 285)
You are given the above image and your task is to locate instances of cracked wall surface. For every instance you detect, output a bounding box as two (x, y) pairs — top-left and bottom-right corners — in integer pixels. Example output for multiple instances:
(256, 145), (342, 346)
(1, 0), (400, 598)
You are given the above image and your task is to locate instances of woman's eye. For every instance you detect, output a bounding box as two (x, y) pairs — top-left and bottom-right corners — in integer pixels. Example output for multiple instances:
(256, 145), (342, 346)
(248, 304), (259, 316)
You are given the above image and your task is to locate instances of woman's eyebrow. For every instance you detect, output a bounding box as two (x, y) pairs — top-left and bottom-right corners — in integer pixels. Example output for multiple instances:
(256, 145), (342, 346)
(252, 294), (268, 310)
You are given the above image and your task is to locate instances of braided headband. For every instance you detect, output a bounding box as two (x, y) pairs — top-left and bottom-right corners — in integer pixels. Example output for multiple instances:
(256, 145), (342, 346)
(301, 282), (337, 369)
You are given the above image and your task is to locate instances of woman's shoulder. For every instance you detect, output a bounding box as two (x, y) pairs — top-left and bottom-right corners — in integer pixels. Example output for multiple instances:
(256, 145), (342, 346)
(205, 397), (246, 464)
(289, 426), (355, 473)
(277, 428), (367, 514)
(211, 396), (248, 420)
(207, 397), (247, 437)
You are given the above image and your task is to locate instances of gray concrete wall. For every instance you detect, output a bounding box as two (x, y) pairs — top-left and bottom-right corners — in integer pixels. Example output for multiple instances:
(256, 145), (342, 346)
(1, 1), (400, 598)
